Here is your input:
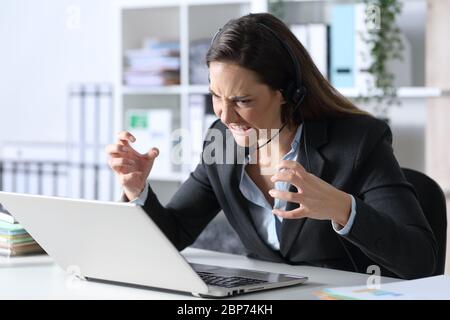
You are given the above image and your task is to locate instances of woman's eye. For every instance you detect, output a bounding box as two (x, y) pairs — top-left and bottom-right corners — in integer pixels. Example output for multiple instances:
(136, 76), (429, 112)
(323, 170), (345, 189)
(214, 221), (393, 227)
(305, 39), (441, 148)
(236, 100), (251, 105)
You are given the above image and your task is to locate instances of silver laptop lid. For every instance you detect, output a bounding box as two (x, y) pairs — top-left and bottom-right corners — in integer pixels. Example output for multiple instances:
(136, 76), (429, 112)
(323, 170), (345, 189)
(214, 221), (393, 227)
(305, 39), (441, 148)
(0, 192), (209, 295)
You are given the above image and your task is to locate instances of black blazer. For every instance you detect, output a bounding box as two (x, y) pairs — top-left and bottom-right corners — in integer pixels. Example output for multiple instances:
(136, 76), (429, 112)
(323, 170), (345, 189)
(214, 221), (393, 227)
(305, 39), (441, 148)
(140, 114), (437, 279)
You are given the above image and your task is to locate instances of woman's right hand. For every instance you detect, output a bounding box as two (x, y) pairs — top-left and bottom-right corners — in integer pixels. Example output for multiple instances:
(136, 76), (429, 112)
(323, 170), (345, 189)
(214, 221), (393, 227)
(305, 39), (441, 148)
(105, 131), (159, 201)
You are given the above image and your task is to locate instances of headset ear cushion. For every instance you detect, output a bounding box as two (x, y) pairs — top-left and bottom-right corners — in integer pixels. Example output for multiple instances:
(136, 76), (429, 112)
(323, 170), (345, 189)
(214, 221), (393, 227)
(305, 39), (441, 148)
(283, 82), (296, 103)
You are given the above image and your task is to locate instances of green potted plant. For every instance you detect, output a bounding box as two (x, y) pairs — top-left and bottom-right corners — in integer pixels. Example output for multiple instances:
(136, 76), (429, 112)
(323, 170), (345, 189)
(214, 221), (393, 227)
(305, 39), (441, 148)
(358, 0), (405, 120)
(269, 0), (404, 120)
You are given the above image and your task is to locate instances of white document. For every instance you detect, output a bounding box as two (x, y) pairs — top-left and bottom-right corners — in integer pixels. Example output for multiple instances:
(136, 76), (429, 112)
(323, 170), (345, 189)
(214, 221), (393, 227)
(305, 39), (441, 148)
(321, 275), (450, 300)
(126, 109), (173, 176)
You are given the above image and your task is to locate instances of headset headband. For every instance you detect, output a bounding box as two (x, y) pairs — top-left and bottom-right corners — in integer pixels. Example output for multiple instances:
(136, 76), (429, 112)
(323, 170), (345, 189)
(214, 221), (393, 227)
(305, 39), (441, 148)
(210, 22), (306, 110)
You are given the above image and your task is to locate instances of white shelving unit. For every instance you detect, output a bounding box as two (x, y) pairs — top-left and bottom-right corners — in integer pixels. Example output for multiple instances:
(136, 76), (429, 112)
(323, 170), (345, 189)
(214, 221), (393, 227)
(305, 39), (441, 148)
(114, 0), (266, 202)
(114, 0), (443, 201)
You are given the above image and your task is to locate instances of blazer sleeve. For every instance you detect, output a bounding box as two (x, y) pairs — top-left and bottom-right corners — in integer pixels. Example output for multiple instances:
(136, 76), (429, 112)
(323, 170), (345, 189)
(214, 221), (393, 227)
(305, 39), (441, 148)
(344, 122), (438, 279)
(138, 160), (222, 251)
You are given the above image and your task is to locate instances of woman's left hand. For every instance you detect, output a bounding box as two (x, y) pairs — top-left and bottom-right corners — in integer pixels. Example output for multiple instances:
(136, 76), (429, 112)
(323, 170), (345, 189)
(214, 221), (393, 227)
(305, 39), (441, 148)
(269, 160), (352, 227)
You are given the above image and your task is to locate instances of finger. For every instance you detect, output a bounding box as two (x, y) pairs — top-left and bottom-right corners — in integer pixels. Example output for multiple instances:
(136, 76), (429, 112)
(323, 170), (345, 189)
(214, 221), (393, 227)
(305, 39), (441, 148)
(268, 189), (304, 203)
(117, 131), (136, 144)
(272, 206), (307, 219)
(270, 171), (303, 191)
(109, 158), (136, 168)
(115, 165), (135, 175)
(144, 147), (159, 160)
(105, 144), (130, 156)
(276, 160), (307, 176)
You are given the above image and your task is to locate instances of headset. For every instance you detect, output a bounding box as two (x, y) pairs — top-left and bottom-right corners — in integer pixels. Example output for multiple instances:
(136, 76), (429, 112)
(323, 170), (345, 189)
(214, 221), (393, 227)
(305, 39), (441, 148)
(211, 23), (308, 152)
(211, 23), (306, 119)
(211, 22), (358, 273)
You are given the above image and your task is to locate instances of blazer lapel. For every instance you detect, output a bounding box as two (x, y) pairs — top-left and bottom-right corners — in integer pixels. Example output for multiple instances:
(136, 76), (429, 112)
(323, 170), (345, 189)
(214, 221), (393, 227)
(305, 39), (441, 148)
(279, 119), (328, 258)
(219, 134), (284, 261)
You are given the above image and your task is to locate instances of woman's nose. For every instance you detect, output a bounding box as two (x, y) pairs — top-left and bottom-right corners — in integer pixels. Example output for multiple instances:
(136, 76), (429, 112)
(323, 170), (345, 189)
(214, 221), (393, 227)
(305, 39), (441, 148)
(220, 103), (238, 124)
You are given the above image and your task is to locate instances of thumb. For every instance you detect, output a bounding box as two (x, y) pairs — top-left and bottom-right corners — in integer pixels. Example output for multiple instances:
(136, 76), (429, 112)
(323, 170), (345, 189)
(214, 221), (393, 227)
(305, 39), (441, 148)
(145, 147), (159, 161)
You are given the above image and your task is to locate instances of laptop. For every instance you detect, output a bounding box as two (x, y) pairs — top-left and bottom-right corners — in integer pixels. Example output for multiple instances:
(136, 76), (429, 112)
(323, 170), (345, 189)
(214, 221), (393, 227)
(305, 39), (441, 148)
(0, 191), (308, 298)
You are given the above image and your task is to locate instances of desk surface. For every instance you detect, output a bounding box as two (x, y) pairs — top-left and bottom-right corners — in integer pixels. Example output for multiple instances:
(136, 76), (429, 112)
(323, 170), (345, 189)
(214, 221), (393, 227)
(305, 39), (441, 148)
(0, 248), (399, 300)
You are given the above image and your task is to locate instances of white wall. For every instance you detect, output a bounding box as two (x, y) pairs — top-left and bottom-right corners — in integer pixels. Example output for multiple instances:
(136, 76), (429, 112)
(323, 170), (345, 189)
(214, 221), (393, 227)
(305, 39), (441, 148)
(0, 0), (117, 144)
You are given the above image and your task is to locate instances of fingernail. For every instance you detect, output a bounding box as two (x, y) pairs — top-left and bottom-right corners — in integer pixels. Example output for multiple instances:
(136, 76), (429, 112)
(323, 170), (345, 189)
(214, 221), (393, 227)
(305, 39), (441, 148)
(268, 189), (275, 196)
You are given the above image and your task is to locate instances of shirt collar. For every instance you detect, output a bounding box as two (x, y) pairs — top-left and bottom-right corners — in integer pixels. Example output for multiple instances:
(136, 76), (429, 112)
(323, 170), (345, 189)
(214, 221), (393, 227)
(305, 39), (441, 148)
(290, 123), (303, 151)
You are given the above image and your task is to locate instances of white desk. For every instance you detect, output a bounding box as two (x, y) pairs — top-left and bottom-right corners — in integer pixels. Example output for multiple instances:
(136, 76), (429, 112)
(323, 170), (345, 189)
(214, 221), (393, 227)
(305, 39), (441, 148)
(0, 248), (399, 300)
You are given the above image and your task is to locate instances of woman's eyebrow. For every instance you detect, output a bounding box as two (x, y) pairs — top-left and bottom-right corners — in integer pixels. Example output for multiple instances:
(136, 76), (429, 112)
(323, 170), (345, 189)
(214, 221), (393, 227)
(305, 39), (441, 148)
(208, 88), (251, 99)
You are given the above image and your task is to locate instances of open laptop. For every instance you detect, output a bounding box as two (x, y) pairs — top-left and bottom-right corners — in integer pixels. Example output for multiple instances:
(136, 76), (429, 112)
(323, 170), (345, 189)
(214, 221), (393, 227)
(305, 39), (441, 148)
(0, 191), (308, 298)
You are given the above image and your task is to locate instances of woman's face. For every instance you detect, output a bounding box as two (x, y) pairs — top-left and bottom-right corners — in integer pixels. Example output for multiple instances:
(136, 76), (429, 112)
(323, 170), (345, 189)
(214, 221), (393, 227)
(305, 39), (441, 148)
(209, 61), (285, 147)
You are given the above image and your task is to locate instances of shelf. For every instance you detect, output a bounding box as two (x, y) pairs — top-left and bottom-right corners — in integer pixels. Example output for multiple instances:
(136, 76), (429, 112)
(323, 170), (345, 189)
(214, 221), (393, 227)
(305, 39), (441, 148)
(186, 85), (209, 94)
(338, 87), (447, 99)
(122, 85), (446, 99)
(122, 85), (183, 95)
(118, 0), (181, 10)
(187, 0), (250, 5)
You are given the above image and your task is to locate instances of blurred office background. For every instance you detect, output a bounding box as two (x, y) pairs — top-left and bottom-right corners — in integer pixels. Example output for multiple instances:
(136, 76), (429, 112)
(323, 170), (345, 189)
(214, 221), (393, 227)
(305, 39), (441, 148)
(0, 0), (449, 270)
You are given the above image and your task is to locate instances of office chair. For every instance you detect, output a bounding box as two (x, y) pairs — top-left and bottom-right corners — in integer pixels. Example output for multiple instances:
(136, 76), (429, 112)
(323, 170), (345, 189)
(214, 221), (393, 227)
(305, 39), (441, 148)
(402, 168), (447, 275)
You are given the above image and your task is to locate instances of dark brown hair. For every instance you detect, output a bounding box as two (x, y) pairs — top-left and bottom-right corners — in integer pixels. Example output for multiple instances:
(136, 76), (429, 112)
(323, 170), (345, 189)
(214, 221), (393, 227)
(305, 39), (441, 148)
(206, 13), (368, 128)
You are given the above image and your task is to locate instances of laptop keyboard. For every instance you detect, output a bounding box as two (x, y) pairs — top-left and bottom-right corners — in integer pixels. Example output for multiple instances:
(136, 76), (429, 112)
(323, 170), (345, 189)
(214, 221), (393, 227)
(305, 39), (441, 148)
(197, 271), (268, 288)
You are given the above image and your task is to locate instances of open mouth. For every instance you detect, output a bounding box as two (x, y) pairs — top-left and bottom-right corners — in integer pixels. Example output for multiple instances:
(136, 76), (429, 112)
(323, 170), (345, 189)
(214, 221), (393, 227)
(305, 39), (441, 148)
(228, 124), (254, 136)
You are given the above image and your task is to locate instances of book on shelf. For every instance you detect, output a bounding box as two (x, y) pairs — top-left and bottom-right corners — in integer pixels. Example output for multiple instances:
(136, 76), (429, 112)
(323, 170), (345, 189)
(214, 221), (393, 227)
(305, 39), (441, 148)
(142, 38), (180, 51)
(125, 48), (180, 59)
(126, 56), (181, 72)
(124, 38), (181, 87)
(124, 70), (180, 87)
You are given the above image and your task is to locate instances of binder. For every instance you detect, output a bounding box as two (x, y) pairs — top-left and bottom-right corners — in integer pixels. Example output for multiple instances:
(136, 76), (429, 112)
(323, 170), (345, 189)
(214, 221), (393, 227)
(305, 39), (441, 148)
(308, 24), (329, 78)
(67, 84), (115, 200)
(330, 4), (355, 88)
(291, 24), (329, 79)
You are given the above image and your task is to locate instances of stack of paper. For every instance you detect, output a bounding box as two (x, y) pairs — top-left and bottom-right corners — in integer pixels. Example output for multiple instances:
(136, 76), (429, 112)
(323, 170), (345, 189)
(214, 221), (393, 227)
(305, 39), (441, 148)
(316, 276), (450, 300)
(124, 38), (180, 87)
(0, 211), (45, 258)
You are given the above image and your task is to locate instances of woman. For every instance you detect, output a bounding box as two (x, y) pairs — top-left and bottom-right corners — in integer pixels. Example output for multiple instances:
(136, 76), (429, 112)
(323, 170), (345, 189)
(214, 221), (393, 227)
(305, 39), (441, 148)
(106, 13), (436, 279)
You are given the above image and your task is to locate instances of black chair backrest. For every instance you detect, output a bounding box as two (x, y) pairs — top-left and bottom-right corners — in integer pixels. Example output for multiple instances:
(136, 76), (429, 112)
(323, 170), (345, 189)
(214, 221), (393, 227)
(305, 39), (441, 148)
(402, 168), (447, 275)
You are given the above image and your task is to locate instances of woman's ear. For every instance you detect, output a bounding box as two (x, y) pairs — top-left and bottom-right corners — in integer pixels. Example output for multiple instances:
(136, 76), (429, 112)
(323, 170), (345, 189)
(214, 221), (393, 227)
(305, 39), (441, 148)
(278, 89), (287, 105)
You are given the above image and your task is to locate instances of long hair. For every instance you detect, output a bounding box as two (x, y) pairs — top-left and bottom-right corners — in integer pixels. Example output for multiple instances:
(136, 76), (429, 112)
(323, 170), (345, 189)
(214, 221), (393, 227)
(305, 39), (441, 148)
(206, 13), (368, 128)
